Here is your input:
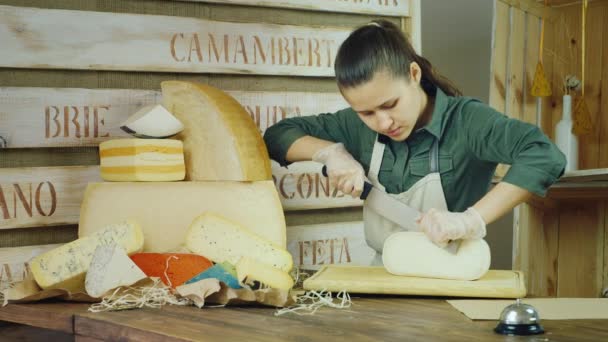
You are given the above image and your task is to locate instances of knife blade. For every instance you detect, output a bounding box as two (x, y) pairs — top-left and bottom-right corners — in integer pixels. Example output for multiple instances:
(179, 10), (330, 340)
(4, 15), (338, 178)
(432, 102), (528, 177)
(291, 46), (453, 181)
(322, 166), (461, 254)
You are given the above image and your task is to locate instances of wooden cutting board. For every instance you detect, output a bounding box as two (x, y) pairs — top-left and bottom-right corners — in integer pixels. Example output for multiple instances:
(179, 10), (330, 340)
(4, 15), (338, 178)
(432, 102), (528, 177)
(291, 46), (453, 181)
(303, 266), (526, 298)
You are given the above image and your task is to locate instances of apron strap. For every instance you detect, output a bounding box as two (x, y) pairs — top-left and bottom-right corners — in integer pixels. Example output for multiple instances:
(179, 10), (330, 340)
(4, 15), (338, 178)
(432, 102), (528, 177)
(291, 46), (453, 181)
(368, 135), (386, 190)
(429, 138), (440, 173)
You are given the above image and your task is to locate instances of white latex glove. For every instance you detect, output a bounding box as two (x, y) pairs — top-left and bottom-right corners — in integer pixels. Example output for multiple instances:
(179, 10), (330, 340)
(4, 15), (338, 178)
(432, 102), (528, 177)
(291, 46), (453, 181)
(313, 142), (365, 198)
(418, 207), (486, 248)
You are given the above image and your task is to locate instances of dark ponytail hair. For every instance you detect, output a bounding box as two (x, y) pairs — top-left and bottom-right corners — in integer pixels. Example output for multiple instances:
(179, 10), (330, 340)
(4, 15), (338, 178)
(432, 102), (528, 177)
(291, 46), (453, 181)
(335, 19), (461, 97)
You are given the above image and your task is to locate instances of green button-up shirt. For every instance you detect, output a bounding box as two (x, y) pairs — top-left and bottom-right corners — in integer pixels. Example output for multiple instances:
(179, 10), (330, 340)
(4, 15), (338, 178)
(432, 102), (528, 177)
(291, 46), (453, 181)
(263, 88), (566, 212)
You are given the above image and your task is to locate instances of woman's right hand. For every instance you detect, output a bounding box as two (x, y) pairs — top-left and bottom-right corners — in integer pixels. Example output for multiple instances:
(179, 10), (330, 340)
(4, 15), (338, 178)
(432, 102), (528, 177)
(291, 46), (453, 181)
(313, 143), (365, 198)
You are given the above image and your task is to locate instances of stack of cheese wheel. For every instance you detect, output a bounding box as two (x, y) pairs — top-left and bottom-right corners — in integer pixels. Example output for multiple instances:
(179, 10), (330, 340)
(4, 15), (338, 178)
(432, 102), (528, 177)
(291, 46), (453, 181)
(77, 81), (293, 291)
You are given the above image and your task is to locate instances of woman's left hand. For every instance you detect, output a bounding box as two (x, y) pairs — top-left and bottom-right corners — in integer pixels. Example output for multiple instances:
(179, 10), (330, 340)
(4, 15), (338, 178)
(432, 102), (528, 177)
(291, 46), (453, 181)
(418, 207), (487, 247)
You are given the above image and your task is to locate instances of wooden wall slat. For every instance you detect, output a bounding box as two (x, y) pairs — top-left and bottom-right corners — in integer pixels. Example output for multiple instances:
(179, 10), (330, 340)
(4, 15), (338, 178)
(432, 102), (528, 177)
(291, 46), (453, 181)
(0, 87), (347, 149)
(490, 1), (510, 114)
(514, 204), (559, 297)
(556, 201), (605, 297)
(508, 7), (527, 122)
(541, 15), (556, 139)
(0, 5), (350, 76)
(0, 163), (362, 230)
(286, 221), (377, 270)
(524, 13), (541, 125)
(491, 1), (511, 179)
(171, 0), (411, 17)
(0, 166), (100, 230)
(578, 6), (604, 170)
(0, 244), (61, 290)
(601, 4), (608, 169)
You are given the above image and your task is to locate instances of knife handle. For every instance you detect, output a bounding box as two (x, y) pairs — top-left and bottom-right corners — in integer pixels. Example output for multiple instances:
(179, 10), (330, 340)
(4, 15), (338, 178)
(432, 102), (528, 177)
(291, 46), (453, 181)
(321, 165), (373, 200)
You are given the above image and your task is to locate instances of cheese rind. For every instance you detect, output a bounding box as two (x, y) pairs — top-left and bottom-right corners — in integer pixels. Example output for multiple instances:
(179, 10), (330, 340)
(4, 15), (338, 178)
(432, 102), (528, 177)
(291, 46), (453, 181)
(130, 253), (212, 288)
(382, 232), (491, 281)
(85, 244), (147, 298)
(29, 220), (144, 291)
(186, 212), (293, 272)
(186, 263), (241, 289)
(99, 139), (185, 182)
(161, 81), (272, 181)
(78, 181), (286, 251)
(236, 257), (294, 290)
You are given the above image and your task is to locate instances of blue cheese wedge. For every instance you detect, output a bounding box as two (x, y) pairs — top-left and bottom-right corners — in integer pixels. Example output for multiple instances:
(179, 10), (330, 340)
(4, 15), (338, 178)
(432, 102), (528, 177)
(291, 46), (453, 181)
(29, 220), (144, 291)
(85, 244), (147, 298)
(186, 212), (293, 273)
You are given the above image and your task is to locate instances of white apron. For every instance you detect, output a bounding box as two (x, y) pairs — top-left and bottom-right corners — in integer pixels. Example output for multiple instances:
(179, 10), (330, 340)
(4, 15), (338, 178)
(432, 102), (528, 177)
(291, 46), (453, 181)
(364, 135), (449, 262)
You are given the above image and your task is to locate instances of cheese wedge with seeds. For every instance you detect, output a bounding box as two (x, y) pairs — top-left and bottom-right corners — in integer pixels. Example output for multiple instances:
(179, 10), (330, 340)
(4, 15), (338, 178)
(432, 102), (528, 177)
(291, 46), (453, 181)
(186, 212), (292, 272)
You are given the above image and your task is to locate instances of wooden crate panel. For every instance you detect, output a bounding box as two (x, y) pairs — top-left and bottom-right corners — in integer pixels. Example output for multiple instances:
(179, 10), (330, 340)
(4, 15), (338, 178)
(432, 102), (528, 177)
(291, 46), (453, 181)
(0, 5), (350, 76)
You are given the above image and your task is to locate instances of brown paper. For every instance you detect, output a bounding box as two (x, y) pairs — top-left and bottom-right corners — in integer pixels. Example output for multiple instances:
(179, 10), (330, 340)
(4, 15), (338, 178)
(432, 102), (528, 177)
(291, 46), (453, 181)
(175, 279), (222, 308)
(447, 298), (608, 320)
(175, 279), (296, 308)
(1, 273), (99, 306)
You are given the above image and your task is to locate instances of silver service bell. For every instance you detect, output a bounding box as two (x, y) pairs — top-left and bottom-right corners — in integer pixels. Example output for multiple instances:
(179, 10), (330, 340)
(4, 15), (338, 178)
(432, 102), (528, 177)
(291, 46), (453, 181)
(494, 299), (544, 335)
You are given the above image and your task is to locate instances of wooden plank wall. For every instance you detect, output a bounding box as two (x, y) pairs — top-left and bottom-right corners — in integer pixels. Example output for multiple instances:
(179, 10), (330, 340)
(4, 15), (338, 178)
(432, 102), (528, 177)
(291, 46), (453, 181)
(495, 0), (608, 297)
(0, 0), (417, 274)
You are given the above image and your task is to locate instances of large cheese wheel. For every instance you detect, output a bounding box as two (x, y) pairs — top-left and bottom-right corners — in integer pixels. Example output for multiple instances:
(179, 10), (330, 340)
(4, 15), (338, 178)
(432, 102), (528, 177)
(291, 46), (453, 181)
(161, 81), (272, 182)
(78, 181), (286, 251)
(382, 232), (491, 281)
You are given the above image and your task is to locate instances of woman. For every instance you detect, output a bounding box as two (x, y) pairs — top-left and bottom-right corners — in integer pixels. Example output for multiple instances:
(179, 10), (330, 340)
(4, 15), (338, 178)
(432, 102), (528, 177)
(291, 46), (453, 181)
(263, 19), (566, 255)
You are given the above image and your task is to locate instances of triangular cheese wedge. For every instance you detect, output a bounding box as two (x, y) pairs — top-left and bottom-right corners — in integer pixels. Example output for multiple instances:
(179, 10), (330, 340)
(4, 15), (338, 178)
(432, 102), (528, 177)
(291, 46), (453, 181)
(530, 62), (552, 97)
(85, 244), (147, 298)
(573, 96), (593, 136)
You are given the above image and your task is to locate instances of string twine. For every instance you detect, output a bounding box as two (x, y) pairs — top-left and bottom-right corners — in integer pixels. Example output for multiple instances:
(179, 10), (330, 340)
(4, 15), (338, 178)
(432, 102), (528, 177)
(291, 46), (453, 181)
(274, 289), (352, 316)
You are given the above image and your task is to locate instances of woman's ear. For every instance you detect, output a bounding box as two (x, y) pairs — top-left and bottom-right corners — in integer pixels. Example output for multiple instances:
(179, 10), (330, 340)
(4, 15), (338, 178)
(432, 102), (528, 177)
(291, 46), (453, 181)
(409, 61), (422, 84)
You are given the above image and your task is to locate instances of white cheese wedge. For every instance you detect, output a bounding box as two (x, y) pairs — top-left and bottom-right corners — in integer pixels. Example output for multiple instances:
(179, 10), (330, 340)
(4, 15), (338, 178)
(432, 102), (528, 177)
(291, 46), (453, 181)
(186, 212), (293, 273)
(236, 257), (294, 290)
(99, 139), (186, 182)
(78, 181), (286, 251)
(29, 220), (144, 291)
(382, 232), (491, 281)
(85, 244), (147, 298)
(120, 104), (184, 139)
(161, 81), (272, 182)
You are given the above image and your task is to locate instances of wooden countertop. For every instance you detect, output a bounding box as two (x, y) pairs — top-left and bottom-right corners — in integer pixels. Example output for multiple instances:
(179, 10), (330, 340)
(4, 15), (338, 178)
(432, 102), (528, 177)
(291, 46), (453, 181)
(1, 297), (608, 341)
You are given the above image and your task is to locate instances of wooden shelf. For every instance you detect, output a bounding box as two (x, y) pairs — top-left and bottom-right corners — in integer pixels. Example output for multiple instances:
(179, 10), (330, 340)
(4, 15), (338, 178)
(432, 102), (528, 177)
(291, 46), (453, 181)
(559, 169), (608, 183)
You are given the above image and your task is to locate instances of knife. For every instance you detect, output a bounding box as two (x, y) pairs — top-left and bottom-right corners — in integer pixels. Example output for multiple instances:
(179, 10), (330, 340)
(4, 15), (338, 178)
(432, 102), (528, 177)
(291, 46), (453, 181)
(321, 166), (461, 254)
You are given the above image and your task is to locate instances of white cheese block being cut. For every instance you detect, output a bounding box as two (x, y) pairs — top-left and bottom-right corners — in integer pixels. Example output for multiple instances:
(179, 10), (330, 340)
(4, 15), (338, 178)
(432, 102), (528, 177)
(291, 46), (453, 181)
(85, 244), (147, 298)
(161, 81), (272, 182)
(382, 232), (491, 281)
(99, 139), (186, 182)
(186, 212), (293, 273)
(29, 220), (144, 291)
(78, 181), (287, 252)
(236, 257), (294, 290)
(120, 104), (184, 139)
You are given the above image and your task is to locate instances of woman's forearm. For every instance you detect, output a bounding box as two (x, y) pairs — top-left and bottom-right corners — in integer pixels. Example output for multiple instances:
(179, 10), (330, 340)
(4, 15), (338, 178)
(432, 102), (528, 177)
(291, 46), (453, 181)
(472, 182), (533, 224)
(285, 136), (335, 162)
